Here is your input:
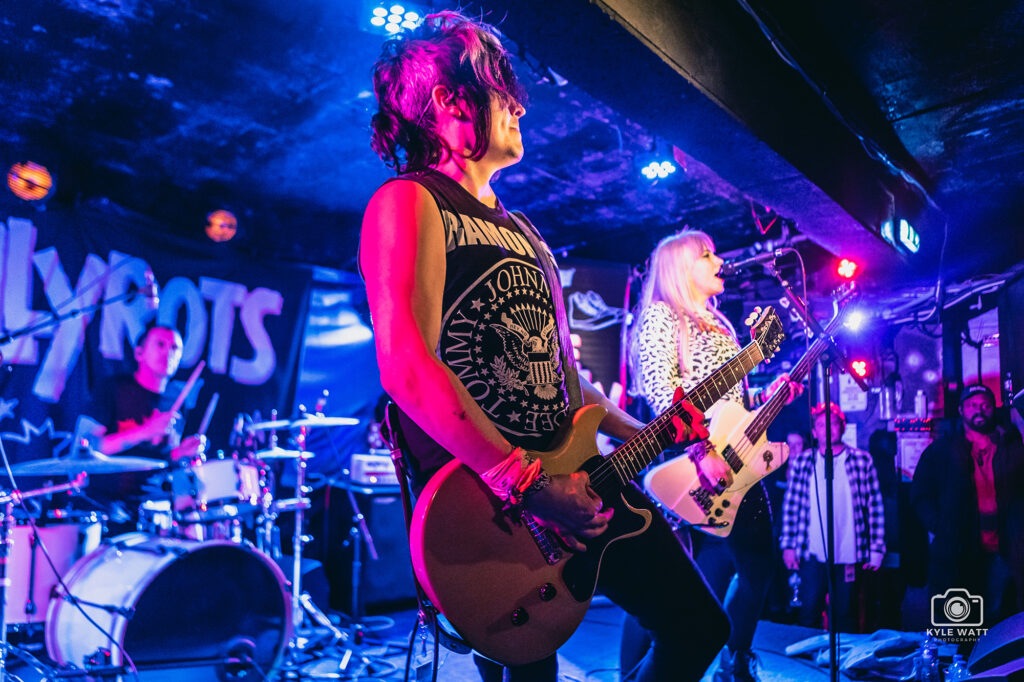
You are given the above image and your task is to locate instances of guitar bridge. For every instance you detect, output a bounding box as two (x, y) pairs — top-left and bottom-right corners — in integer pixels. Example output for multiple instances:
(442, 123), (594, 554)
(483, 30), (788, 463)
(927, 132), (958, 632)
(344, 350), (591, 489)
(521, 511), (563, 565)
(689, 486), (713, 513)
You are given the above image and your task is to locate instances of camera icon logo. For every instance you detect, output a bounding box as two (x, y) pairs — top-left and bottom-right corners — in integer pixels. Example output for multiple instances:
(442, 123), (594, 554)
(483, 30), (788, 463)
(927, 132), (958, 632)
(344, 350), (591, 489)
(931, 588), (984, 628)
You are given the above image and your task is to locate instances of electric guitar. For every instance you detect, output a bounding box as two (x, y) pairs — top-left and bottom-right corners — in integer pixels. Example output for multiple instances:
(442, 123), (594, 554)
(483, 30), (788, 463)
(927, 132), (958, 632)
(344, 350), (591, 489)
(408, 307), (784, 666)
(644, 290), (854, 537)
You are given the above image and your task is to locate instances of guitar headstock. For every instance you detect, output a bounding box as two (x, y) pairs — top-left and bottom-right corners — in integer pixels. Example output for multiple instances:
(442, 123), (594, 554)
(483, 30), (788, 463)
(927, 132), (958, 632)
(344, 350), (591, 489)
(819, 282), (861, 336)
(831, 281), (859, 308)
(746, 306), (785, 363)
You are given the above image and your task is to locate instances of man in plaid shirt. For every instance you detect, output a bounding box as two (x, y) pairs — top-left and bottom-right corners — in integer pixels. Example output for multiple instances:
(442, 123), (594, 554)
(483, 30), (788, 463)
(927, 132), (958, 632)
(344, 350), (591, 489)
(780, 402), (886, 632)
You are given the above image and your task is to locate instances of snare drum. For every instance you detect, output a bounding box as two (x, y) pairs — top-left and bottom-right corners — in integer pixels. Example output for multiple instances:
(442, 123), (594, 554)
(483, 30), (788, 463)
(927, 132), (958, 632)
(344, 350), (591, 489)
(168, 455), (262, 511)
(137, 498), (263, 543)
(47, 532), (290, 678)
(5, 513), (103, 625)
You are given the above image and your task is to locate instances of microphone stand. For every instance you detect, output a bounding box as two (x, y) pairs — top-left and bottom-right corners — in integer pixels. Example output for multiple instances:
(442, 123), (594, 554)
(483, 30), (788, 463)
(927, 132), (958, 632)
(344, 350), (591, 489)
(765, 265), (866, 682)
(0, 287), (156, 364)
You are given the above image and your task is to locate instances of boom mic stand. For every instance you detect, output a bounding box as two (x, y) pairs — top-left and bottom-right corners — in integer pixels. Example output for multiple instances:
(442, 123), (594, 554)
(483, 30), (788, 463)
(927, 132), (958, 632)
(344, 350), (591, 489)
(766, 266), (867, 682)
(0, 273), (158, 365)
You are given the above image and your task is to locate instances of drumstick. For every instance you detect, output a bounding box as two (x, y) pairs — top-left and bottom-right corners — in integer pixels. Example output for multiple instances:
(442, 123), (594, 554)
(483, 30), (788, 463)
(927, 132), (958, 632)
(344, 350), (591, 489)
(168, 360), (206, 416)
(197, 392), (219, 437)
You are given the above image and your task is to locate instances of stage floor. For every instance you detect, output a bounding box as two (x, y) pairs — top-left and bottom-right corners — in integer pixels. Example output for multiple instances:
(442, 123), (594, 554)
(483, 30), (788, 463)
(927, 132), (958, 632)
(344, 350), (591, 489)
(8, 599), (917, 681)
(295, 602), (885, 681)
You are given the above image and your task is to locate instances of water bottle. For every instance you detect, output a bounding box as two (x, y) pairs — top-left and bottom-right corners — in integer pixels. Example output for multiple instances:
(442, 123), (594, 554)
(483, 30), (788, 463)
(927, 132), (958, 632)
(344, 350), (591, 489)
(915, 389), (928, 419)
(918, 643), (940, 681)
(902, 647), (922, 682)
(946, 653), (971, 681)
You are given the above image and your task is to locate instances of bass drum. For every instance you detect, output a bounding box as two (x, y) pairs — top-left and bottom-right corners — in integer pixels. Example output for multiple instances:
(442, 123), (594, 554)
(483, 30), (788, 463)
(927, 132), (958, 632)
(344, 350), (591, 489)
(46, 533), (290, 680)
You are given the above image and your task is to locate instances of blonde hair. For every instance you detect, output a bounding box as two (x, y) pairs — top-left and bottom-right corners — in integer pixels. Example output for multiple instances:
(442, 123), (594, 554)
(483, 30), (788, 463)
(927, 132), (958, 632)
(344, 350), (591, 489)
(629, 229), (735, 392)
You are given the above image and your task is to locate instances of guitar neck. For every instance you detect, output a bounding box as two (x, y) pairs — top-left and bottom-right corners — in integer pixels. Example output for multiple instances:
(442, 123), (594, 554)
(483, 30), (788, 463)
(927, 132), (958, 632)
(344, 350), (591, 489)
(745, 315), (845, 443)
(599, 341), (765, 488)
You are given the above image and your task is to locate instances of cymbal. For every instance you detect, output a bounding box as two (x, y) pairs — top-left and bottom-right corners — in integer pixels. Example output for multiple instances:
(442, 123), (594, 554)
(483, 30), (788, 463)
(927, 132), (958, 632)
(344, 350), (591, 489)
(290, 415), (359, 428)
(252, 415), (359, 430)
(12, 452), (168, 477)
(254, 447), (315, 460)
(251, 419), (292, 431)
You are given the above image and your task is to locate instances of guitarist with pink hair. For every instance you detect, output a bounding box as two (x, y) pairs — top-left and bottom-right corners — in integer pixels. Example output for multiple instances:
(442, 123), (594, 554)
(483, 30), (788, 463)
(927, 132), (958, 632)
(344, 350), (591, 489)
(360, 11), (730, 682)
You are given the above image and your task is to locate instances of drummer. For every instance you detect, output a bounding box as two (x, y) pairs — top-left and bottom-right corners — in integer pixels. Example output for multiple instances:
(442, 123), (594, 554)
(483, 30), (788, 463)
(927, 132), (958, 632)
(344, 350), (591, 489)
(91, 322), (206, 462)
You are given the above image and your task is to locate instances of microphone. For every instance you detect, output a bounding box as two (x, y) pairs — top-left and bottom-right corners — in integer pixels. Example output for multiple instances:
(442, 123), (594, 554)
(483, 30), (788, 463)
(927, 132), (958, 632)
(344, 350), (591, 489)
(141, 269), (160, 310)
(1013, 387), (1024, 420)
(719, 248), (789, 277)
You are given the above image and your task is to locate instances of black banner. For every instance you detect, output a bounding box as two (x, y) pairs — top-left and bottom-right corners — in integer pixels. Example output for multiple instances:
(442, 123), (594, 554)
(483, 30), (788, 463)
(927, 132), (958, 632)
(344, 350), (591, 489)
(0, 201), (312, 465)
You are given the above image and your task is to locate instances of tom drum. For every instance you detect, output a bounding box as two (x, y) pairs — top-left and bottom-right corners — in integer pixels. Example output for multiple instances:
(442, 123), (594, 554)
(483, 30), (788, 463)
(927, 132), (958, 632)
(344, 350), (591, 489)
(4, 512), (103, 626)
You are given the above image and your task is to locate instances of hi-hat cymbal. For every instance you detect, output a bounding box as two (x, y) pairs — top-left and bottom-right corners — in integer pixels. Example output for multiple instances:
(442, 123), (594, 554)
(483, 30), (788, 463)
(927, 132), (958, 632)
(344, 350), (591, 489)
(290, 415), (359, 428)
(254, 447), (315, 460)
(12, 452), (167, 477)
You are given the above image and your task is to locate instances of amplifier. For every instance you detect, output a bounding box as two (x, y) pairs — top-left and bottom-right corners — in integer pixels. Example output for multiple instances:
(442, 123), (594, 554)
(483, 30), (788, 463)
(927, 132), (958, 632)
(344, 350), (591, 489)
(349, 452), (399, 486)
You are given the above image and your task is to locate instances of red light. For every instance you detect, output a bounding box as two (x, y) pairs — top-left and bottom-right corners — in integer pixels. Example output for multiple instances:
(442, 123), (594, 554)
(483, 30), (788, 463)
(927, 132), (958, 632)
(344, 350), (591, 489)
(851, 360), (869, 378)
(837, 258), (858, 279)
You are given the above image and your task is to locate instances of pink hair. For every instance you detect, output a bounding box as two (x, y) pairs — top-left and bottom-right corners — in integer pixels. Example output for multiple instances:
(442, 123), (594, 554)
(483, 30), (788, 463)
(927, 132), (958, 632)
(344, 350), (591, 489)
(369, 11), (527, 173)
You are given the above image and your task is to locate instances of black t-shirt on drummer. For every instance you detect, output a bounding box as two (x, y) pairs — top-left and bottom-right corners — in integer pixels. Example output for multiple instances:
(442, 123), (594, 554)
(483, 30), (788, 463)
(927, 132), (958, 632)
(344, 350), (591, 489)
(93, 374), (187, 462)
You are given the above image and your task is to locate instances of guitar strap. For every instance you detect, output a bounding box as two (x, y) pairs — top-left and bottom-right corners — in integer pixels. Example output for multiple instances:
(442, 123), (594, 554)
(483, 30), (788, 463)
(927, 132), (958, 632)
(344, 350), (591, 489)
(509, 210), (583, 414)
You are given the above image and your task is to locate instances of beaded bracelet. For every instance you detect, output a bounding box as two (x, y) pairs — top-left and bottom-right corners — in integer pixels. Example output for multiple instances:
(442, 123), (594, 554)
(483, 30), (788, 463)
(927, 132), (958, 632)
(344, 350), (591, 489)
(524, 470), (552, 498)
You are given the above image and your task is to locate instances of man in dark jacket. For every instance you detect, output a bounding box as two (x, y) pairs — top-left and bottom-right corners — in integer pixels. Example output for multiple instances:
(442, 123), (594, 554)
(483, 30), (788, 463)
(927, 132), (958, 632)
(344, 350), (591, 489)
(911, 384), (1024, 628)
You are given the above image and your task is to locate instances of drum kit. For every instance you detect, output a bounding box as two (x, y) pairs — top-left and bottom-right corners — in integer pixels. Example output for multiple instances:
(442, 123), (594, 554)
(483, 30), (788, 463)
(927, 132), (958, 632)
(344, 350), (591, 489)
(0, 412), (374, 681)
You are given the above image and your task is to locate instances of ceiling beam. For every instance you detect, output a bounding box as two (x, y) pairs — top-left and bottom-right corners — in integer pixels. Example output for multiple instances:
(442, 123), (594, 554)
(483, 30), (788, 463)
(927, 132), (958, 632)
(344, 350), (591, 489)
(472, 0), (907, 270)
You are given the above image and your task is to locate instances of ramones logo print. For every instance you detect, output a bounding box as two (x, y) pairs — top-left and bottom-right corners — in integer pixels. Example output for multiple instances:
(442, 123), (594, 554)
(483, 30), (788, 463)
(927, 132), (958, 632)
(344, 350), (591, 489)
(440, 259), (567, 439)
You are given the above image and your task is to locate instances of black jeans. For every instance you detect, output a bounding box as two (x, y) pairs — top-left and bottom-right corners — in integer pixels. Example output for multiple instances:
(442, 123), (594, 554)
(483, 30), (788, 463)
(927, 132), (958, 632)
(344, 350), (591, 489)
(480, 483), (729, 682)
(796, 556), (860, 632)
(692, 483), (777, 653)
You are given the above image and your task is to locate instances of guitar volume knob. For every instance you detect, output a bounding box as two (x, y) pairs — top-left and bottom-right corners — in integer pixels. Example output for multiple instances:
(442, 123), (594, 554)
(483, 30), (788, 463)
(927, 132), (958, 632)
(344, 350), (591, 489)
(538, 583), (557, 602)
(510, 607), (530, 626)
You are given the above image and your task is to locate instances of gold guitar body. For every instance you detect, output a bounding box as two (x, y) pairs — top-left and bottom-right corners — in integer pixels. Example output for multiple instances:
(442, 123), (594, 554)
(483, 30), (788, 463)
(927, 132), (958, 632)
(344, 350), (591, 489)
(409, 405), (651, 666)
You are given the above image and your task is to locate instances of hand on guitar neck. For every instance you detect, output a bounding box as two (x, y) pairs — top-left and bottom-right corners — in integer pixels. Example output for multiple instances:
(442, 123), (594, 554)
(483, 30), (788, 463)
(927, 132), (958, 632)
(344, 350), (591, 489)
(759, 373), (805, 407)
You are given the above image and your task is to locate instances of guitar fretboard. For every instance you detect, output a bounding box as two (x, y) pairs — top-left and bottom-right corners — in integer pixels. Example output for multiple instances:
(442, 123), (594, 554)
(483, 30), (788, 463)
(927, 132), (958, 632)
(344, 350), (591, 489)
(744, 311), (847, 444)
(599, 341), (765, 488)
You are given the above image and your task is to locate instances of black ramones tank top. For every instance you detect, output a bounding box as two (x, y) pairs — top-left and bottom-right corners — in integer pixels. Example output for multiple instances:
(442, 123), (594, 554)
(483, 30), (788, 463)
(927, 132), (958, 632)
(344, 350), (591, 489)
(389, 170), (571, 482)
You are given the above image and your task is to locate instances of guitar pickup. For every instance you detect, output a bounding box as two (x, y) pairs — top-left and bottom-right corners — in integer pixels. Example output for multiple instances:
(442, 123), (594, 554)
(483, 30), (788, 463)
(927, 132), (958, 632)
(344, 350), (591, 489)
(720, 445), (742, 473)
(689, 486), (713, 513)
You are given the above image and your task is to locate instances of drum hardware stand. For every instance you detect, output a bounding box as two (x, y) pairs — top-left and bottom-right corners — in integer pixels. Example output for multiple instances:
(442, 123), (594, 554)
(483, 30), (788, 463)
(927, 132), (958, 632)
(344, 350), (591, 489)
(341, 485), (380, 647)
(277, 426), (345, 679)
(276, 434), (396, 681)
(0, 475), (87, 682)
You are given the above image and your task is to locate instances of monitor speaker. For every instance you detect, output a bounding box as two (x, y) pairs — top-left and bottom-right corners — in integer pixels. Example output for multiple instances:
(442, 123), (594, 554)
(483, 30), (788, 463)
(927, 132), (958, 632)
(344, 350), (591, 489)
(970, 612), (1024, 676)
